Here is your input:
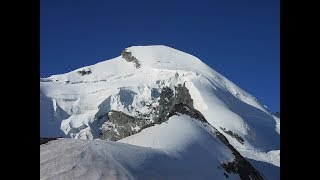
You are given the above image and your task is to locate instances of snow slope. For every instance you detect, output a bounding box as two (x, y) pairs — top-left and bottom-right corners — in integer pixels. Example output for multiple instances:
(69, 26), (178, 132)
(40, 45), (280, 178)
(41, 115), (240, 180)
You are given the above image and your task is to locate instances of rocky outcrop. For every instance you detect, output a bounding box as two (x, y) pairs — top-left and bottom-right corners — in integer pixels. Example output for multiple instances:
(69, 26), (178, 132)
(40, 137), (59, 145)
(156, 86), (175, 123)
(174, 83), (194, 108)
(121, 49), (141, 68)
(214, 129), (264, 180)
(156, 83), (194, 123)
(101, 110), (149, 141)
(167, 103), (206, 122)
(77, 69), (92, 76)
(220, 127), (244, 144)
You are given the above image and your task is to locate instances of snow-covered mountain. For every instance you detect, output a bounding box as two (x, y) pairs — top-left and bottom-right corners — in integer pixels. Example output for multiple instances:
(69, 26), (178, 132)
(40, 45), (280, 179)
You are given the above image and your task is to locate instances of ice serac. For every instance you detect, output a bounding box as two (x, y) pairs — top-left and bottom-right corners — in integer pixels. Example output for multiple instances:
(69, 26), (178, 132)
(40, 45), (279, 179)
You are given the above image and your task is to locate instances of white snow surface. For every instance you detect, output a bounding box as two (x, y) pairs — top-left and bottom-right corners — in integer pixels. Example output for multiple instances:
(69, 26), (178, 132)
(40, 45), (279, 177)
(41, 115), (240, 180)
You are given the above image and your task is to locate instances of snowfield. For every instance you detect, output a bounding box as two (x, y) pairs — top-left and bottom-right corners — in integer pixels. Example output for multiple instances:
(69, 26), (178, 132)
(40, 45), (279, 179)
(41, 115), (239, 180)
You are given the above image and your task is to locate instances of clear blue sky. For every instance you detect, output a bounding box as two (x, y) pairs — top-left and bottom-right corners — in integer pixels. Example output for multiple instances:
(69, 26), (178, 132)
(40, 0), (279, 112)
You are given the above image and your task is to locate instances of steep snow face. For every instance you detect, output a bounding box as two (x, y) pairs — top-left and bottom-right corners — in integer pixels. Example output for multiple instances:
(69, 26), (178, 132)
(40, 92), (67, 137)
(40, 45), (279, 167)
(125, 46), (269, 113)
(120, 114), (232, 158)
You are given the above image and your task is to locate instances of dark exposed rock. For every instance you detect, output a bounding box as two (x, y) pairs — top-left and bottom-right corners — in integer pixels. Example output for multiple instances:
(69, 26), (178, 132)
(40, 78), (53, 82)
(70, 81), (84, 84)
(219, 142), (264, 179)
(224, 173), (229, 178)
(220, 127), (244, 144)
(174, 83), (194, 108)
(211, 128), (263, 180)
(167, 103), (207, 123)
(121, 49), (141, 68)
(108, 110), (146, 126)
(77, 69), (92, 76)
(156, 83), (194, 123)
(137, 122), (156, 133)
(101, 110), (148, 141)
(40, 137), (59, 145)
(156, 86), (175, 123)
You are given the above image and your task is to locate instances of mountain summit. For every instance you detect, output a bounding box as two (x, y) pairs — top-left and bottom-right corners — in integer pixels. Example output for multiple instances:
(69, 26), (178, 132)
(40, 45), (280, 179)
